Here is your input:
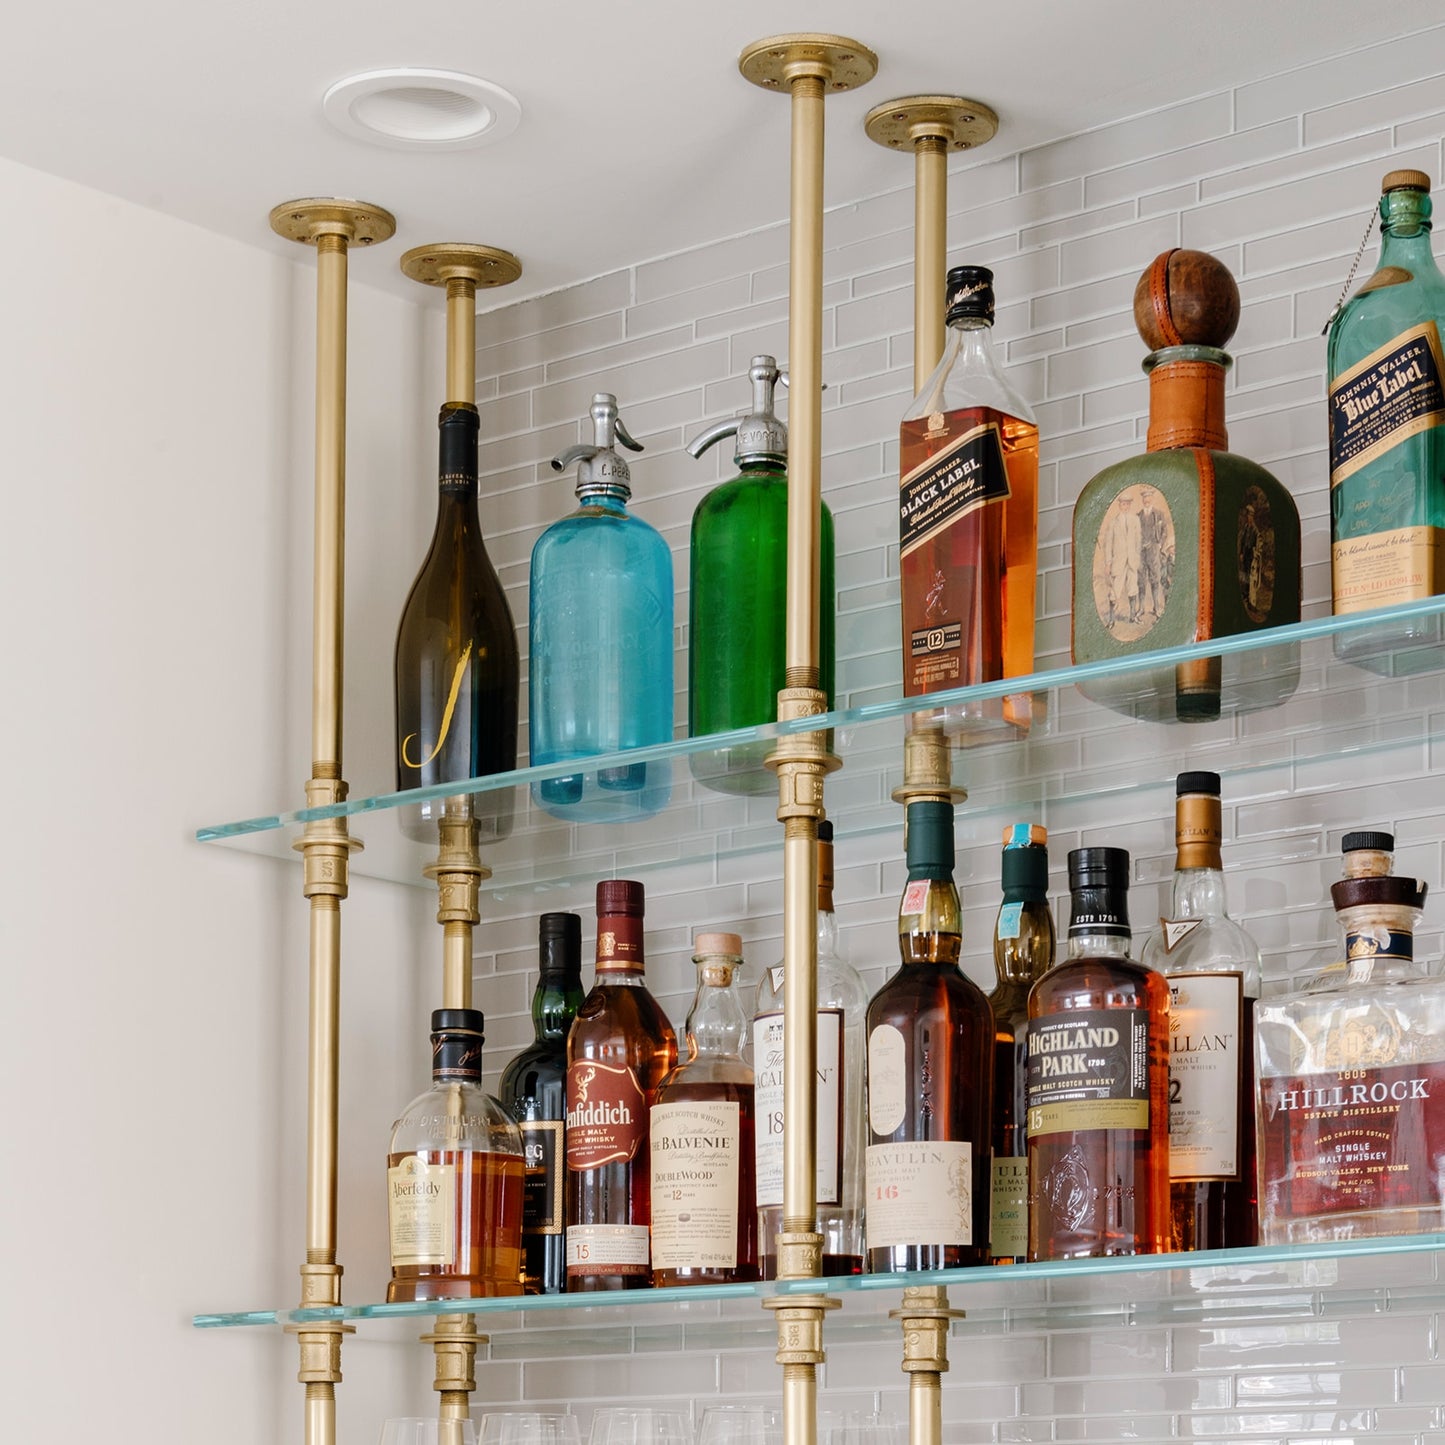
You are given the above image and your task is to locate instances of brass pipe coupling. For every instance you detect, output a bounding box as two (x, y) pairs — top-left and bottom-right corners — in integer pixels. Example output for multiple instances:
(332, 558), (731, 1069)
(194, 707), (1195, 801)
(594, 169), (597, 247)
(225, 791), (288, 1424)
(294, 775), (361, 901)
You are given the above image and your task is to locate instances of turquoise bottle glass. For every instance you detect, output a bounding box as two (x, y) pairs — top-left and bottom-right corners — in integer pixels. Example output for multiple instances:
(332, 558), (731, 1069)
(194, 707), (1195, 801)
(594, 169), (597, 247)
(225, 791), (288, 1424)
(685, 356), (835, 794)
(528, 393), (673, 821)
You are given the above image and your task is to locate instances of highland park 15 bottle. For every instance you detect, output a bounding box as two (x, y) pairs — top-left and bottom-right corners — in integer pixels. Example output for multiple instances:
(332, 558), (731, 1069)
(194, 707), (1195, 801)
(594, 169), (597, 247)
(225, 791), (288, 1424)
(865, 800), (994, 1271)
(565, 881), (677, 1290)
(898, 265), (1039, 740)
(1026, 847), (1171, 1260)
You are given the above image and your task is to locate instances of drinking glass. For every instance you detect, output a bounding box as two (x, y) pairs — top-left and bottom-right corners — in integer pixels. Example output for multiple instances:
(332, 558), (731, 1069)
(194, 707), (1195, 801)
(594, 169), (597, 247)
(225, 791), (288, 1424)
(587, 1408), (693, 1445)
(379, 1419), (479, 1445)
(698, 1405), (783, 1445)
(480, 1414), (584, 1445)
(820, 1412), (904, 1445)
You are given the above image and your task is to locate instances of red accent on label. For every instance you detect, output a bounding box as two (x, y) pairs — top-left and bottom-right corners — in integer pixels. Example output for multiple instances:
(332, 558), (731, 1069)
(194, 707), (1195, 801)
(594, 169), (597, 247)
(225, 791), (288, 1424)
(565, 1061), (646, 1169)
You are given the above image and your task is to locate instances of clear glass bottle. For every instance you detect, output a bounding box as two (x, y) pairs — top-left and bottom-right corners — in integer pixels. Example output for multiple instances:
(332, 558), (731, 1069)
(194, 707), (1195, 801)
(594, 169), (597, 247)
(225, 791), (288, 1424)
(498, 912), (585, 1294)
(387, 1008), (525, 1301)
(1139, 773), (1260, 1251)
(753, 821), (867, 1277)
(899, 265), (1039, 740)
(394, 402), (519, 843)
(865, 800), (994, 1271)
(529, 394), (673, 821)
(987, 823), (1056, 1265)
(1328, 170), (1445, 657)
(1256, 862), (1441, 1243)
(685, 355), (836, 794)
(650, 932), (759, 1285)
(1304, 831), (1399, 989)
(1027, 847), (1171, 1260)
(564, 880), (678, 1291)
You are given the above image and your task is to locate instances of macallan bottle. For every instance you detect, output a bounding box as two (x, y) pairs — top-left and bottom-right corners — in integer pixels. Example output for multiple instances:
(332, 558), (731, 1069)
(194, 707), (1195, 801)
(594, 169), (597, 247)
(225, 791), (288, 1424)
(987, 824), (1056, 1265)
(565, 880), (678, 1291)
(865, 800), (994, 1271)
(387, 1008), (525, 1301)
(651, 933), (759, 1285)
(899, 265), (1039, 740)
(1139, 773), (1260, 1251)
(499, 912), (585, 1293)
(1027, 848), (1170, 1260)
(394, 402), (520, 843)
(753, 820), (867, 1277)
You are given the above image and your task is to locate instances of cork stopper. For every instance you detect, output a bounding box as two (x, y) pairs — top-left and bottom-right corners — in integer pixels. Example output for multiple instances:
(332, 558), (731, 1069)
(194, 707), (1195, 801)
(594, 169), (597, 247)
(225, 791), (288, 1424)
(693, 931), (743, 957)
(1383, 169), (1431, 192)
(1133, 248), (1240, 351)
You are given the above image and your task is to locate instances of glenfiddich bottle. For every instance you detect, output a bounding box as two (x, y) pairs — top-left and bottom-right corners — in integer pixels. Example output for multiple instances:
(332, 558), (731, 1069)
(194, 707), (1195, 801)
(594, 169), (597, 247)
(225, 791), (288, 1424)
(565, 880), (678, 1290)
(1328, 170), (1445, 655)
(387, 1009), (525, 1300)
(1027, 848), (1170, 1260)
(394, 403), (520, 843)
(898, 266), (1039, 740)
(753, 821), (867, 1277)
(650, 933), (759, 1285)
(499, 913), (585, 1293)
(1139, 774), (1260, 1251)
(865, 800), (994, 1271)
(987, 824), (1056, 1265)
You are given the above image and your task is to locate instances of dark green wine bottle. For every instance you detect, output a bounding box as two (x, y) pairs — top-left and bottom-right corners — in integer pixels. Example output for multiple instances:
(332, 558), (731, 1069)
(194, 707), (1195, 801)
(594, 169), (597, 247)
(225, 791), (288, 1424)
(394, 402), (519, 843)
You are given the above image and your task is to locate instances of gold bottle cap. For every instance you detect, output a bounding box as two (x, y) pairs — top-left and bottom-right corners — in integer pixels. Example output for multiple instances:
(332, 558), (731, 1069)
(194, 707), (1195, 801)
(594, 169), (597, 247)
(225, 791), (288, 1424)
(1383, 169), (1431, 192)
(694, 931), (743, 958)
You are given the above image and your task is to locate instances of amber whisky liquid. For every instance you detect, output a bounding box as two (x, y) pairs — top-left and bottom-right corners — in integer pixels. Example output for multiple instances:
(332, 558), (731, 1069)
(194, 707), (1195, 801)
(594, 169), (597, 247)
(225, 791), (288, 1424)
(385, 1148), (525, 1301)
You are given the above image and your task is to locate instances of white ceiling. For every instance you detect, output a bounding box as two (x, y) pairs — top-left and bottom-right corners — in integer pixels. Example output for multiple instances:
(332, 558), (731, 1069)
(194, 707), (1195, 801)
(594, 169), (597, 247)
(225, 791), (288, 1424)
(2, 1), (1441, 305)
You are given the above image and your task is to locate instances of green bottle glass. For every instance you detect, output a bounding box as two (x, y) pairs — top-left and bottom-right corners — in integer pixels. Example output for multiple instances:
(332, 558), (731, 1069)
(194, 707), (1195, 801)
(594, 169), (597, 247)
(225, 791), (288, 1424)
(685, 356), (836, 794)
(1327, 169), (1445, 662)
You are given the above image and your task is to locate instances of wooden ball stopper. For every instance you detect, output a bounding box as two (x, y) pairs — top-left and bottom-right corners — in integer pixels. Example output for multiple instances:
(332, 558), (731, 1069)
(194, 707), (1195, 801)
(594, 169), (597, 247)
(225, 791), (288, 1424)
(1132, 249), (1240, 350)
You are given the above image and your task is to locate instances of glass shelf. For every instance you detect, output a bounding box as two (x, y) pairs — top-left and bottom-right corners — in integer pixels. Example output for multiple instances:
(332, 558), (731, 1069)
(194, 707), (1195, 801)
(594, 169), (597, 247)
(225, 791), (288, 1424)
(194, 597), (1445, 895)
(195, 1232), (1445, 1349)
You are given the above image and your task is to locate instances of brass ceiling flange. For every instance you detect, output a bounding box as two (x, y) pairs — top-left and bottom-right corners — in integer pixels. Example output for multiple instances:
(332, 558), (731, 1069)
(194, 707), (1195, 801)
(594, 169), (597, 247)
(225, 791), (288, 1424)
(863, 95), (999, 152)
(268, 198), (397, 247)
(738, 33), (878, 92)
(400, 242), (523, 291)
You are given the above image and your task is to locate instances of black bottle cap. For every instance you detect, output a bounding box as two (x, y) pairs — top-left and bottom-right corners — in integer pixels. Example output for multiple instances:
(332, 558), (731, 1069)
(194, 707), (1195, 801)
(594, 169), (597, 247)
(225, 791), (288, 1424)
(946, 265), (995, 325)
(430, 1008), (485, 1081)
(818, 819), (834, 843)
(905, 800), (955, 874)
(1068, 846), (1129, 888)
(1177, 771), (1221, 797)
(538, 912), (582, 976)
(431, 1007), (485, 1036)
(1176, 689), (1222, 722)
(1067, 846), (1131, 937)
(597, 878), (645, 917)
(1343, 830), (1394, 854)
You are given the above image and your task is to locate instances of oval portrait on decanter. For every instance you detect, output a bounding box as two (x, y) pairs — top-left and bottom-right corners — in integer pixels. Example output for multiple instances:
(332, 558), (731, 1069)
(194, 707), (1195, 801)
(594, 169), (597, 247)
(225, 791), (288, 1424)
(1092, 483), (1175, 643)
(1237, 485), (1275, 624)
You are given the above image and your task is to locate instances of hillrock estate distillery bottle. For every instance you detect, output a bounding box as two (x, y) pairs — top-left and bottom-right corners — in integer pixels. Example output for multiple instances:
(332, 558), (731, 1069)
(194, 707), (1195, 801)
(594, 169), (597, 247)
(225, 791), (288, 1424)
(394, 402), (520, 843)
(387, 1008), (525, 1301)
(686, 355), (836, 794)
(530, 394), (673, 822)
(499, 912), (585, 1293)
(1328, 170), (1445, 656)
(753, 820), (867, 1277)
(565, 880), (678, 1290)
(898, 265), (1039, 740)
(865, 800), (994, 1271)
(650, 933), (759, 1286)
(987, 824), (1056, 1265)
(1139, 773), (1260, 1251)
(1027, 848), (1170, 1260)
(1256, 856), (1439, 1243)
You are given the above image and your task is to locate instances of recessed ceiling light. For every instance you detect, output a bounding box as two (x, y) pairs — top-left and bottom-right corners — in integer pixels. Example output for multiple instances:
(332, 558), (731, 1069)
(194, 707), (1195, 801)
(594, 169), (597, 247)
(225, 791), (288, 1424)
(323, 69), (522, 151)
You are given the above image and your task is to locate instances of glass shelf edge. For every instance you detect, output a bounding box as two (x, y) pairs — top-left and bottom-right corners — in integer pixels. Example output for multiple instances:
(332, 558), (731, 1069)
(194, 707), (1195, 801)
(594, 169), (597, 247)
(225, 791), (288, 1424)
(196, 595), (1445, 843)
(192, 1230), (1445, 1329)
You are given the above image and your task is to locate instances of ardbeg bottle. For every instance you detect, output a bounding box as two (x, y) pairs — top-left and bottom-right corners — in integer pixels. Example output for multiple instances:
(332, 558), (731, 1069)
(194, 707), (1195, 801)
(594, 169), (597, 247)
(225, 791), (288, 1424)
(394, 402), (519, 843)
(865, 800), (994, 1271)
(1027, 848), (1170, 1260)
(753, 820), (867, 1277)
(565, 880), (678, 1290)
(651, 933), (759, 1285)
(499, 912), (585, 1293)
(987, 824), (1056, 1265)
(1328, 170), (1445, 653)
(1139, 774), (1260, 1251)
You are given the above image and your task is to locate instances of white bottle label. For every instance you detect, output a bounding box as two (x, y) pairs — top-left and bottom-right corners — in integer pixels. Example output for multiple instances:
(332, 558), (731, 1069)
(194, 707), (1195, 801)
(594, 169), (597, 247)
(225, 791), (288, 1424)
(868, 1023), (908, 1135)
(989, 1154), (1028, 1260)
(1167, 970), (1244, 1181)
(387, 1156), (455, 1267)
(752, 1010), (844, 1207)
(649, 1100), (741, 1270)
(865, 1141), (973, 1250)
(565, 1223), (650, 1271)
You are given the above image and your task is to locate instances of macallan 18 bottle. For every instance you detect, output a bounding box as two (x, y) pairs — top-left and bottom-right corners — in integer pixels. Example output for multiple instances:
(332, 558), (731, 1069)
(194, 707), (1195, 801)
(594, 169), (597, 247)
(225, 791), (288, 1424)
(1026, 847), (1170, 1260)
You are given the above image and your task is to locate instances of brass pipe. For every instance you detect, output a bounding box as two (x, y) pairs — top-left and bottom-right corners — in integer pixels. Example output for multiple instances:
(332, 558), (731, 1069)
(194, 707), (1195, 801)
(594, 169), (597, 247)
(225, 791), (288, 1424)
(781, 818), (819, 1234)
(313, 232), (347, 775)
(446, 278), (476, 404)
(307, 896), (341, 1258)
(892, 1286), (963, 1445)
(913, 138), (948, 390)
